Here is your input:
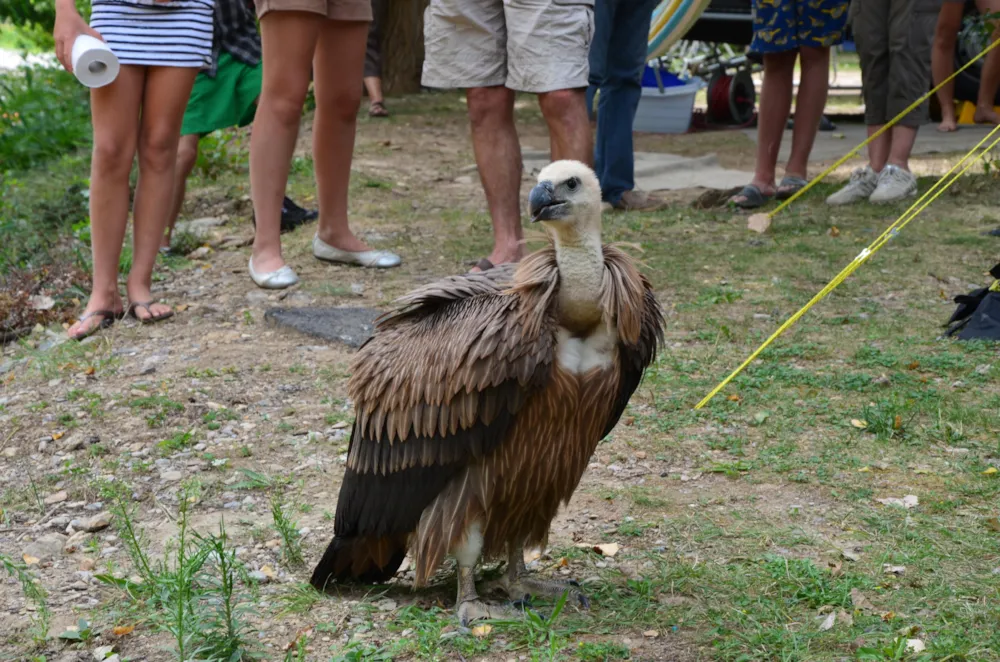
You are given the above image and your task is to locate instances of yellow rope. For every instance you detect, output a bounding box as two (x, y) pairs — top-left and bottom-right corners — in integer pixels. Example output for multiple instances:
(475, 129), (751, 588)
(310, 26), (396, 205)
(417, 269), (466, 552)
(762, 35), (1000, 220)
(694, 123), (1000, 409)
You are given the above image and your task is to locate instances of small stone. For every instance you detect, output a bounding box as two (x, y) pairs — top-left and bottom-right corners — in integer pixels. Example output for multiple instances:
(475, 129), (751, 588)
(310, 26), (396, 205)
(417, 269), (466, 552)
(83, 512), (112, 533)
(80, 558), (97, 571)
(248, 570), (271, 583)
(223, 501), (241, 510)
(48, 516), (71, 530)
(23, 533), (68, 562)
(187, 246), (212, 260)
(93, 645), (116, 661)
(44, 490), (69, 505)
(64, 531), (92, 554)
(454, 175), (473, 184)
(350, 283), (365, 296)
(160, 470), (183, 482)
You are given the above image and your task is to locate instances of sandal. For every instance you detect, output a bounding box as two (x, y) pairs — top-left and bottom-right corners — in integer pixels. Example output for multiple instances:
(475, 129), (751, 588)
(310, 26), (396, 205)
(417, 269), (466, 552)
(729, 184), (773, 209)
(775, 175), (809, 200)
(68, 309), (124, 341)
(127, 301), (175, 325)
(368, 101), (389, 118)
(468, 258), (495, 273)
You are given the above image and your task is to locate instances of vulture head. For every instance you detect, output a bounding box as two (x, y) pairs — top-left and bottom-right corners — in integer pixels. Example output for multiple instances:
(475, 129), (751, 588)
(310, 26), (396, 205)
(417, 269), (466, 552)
(528, 160), (602, 239)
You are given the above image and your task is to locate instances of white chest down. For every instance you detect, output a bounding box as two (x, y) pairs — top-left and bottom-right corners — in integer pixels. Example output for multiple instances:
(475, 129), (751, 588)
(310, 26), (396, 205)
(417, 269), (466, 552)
(555, 325), (618, 375)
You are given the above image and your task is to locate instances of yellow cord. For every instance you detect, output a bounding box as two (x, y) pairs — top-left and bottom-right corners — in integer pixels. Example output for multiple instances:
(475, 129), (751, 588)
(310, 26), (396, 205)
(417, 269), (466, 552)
(762, 36), (1000, 220)
(694, 123), (1000, 409)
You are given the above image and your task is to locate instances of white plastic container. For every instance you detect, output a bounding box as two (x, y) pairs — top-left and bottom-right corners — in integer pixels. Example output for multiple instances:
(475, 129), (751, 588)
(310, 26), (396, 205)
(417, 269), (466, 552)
(633, 78), (703, 134)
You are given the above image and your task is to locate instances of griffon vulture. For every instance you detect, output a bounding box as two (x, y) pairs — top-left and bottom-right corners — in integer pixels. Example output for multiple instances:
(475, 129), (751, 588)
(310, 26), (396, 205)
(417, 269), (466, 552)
(310, 160), (664, 625)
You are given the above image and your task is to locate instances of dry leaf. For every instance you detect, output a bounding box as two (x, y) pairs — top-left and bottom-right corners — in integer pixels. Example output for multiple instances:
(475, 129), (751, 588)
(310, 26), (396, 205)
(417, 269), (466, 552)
(113, 625), (135, 636)
(907, 361), (920, 370)
(851, 588), (876, 613)
(22, 554), (39, 565)
(881, 611), (897, 622)
(837, 609), (854, 628)
(819, 611), (836, 631)
(851, 419), (868, 429)
(828, 560), (843, 577)
(906, 639), (926, 653)
(558, 557), (569, 568)
(984, 517), (1000, 532)
(727, 394), (741, 402)
(877, 495), (918, 509)
(84, 366), (95, 376)
(331, 421), (349, 430)
(51, 431), (64, 440)
(983, 467), (998, 476)
(893, 415), (902, 430)
(643, 630), (660, 638)
(174, 304), (190, 312)
(596, 543), (619, 557)
(259, 565), (276, 579)
(858, 466), (871, 473)
(883, 564), (906, 575)
(747, 213), (771, 233)
(828, 226), (840, 237)
(472, 625), (492, 638)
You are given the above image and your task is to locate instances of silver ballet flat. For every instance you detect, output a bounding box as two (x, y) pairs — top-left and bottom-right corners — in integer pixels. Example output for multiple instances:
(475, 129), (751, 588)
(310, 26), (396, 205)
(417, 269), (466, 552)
(312, 234), (401, 269)
(248, 257), (299, 289)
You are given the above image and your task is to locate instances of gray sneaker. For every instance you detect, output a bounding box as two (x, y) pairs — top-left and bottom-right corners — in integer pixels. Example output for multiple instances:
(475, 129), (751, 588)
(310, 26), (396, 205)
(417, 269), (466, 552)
(868, 164), (917, 204)
(826, 165), (879, 206)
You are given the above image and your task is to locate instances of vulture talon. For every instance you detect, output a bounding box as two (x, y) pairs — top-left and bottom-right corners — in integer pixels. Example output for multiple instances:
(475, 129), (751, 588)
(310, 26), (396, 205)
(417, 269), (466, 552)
(457, 599), (519, 626)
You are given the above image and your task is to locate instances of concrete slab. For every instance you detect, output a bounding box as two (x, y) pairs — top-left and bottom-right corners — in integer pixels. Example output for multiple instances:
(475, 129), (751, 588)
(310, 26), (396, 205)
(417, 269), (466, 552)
(521, 149), (751, 191)
(264, 306), (379, 349)
(742, 121), (998, 166)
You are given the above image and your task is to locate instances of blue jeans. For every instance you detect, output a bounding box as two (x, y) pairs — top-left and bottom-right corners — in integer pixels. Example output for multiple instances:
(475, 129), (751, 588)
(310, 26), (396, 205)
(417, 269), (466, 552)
(586, 0), (659, 205)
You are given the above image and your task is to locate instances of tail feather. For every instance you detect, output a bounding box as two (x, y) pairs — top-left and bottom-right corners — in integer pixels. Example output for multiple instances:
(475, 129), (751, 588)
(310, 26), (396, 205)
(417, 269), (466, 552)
(309, 535), (408, 590)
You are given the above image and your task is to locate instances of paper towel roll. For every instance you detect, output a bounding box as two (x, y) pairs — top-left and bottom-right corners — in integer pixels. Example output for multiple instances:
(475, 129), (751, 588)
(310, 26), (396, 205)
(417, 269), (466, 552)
(70, 34), (120, 88)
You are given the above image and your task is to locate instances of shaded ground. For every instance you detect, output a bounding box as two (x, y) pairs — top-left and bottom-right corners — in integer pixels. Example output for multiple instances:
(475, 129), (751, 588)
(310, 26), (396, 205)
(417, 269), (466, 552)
(2, 92), (999, 662)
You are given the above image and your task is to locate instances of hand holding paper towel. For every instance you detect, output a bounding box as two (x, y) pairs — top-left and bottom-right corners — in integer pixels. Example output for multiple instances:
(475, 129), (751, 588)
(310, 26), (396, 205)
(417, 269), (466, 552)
(71, 34), (120, 88)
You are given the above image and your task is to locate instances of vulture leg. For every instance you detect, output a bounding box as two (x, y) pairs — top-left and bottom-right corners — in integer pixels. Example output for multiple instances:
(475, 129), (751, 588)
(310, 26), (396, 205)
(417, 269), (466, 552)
(453, 523), (522, 626)
(492, 545), (591, 610)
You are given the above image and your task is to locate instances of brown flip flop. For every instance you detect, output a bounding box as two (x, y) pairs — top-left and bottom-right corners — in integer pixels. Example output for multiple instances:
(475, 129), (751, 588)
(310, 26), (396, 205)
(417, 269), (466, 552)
(127, 301), (175, 324)
(69, 309), (124, 341)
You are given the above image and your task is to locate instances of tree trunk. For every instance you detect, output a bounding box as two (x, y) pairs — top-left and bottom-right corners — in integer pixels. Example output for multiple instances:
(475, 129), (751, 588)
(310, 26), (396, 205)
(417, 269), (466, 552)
(381, 0), (430, 96)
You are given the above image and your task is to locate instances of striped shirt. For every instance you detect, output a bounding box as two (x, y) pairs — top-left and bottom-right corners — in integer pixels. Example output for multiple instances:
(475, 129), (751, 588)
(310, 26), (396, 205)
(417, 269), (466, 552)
(90, 0), (215, 68)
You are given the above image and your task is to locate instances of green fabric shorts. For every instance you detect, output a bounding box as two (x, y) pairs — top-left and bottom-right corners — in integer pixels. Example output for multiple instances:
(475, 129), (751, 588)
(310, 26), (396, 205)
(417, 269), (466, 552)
(180, 51), (262, 137)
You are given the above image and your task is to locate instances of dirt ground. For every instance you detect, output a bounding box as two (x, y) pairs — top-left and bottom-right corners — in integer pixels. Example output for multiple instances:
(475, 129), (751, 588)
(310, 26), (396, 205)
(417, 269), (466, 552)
(2, 92), (999, 662)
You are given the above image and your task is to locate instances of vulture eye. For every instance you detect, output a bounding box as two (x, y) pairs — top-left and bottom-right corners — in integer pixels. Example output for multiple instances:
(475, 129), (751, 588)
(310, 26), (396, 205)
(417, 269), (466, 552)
(566, 177), (580, 191)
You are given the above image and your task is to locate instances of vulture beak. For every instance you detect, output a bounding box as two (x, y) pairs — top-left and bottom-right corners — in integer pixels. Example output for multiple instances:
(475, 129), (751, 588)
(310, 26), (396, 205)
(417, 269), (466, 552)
(529, 180), (568, 222)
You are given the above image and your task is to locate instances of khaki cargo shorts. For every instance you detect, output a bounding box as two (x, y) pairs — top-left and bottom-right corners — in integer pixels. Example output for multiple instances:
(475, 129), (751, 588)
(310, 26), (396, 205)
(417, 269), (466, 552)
(255, 0), (372, 21)
(422, 0), (595, 94)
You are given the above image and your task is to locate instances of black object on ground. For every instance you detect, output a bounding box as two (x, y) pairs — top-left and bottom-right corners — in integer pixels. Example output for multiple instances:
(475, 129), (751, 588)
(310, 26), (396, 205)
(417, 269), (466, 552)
(944, 262), (1000, 340)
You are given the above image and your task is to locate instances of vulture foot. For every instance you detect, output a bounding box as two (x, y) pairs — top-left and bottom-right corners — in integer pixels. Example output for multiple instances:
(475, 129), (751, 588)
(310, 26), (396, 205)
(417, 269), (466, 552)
(497, 576), (591, 611)
(457, 599), (525, 627)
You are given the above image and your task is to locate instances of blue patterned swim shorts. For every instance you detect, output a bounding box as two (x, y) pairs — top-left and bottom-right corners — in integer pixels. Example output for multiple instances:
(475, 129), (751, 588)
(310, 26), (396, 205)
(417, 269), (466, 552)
(750, 0), (850, 54)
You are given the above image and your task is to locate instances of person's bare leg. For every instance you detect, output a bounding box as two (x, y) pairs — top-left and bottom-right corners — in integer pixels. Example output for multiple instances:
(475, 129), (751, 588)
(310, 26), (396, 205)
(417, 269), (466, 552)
(731, 49), (797, 203)
(466, 86), (523, 270)
(867, 124), (891, 172)
(364, 76), (384, 105)
(164, 134), (201, 250)
(975, 0), (1000, 123)
(249, 11), (321, 274)
(537, 88), (592, 164)
(887, 125), (918, 170)
(67, 65), (145, 339)
(129, 65), (198, 319)
(781, 45), (829, 188)
(312, 19), (375, 252)
(932, 2), (963, 131)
